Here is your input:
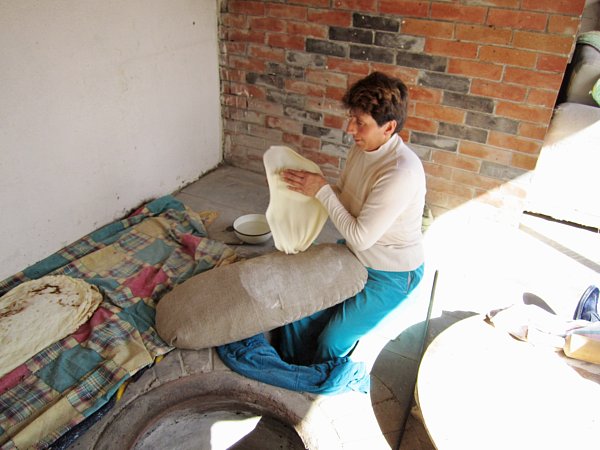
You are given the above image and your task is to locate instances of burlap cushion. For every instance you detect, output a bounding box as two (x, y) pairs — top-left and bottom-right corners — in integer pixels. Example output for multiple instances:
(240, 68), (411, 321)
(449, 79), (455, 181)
(155, 244), (367, 349)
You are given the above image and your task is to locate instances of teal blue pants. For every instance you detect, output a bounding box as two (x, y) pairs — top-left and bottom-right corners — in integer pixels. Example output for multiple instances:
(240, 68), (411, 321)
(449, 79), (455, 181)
(279, 264), (425, 365)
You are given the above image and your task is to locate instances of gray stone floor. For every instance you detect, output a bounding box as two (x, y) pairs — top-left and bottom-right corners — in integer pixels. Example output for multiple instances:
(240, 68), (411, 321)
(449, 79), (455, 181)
(68, 163), (599, 450)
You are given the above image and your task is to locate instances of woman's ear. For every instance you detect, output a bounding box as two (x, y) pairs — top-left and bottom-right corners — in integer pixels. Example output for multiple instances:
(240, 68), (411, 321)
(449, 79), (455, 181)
(384, 120), (397, 136)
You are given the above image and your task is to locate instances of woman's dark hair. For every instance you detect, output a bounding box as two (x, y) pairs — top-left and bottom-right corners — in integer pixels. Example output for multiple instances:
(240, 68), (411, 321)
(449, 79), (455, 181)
(342, 71), (409, 133)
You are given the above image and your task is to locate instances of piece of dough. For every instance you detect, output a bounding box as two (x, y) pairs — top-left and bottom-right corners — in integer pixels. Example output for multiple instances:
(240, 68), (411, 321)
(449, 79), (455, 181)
(263, 146), (328, 254)
(0, 275), (103, 377)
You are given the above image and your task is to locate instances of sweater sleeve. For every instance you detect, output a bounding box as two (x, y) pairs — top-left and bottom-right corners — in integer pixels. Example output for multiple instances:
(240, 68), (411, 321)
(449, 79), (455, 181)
(316, 169), (418, 251)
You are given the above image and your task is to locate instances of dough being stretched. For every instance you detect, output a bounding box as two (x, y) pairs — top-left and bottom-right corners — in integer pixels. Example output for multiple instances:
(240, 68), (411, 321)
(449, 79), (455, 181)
(263, 146), (328, 254)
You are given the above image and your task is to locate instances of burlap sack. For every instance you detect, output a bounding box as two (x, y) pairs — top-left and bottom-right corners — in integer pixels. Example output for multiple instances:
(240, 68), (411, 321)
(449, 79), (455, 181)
(155, 244), (367, 349)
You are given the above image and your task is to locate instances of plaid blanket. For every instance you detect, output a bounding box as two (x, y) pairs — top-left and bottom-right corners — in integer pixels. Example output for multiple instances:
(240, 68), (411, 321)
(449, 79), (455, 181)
(0, 196), (236, 449)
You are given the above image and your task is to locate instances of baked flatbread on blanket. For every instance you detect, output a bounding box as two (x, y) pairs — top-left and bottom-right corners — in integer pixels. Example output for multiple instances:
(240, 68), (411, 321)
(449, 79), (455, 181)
(0, 275), (102, 377)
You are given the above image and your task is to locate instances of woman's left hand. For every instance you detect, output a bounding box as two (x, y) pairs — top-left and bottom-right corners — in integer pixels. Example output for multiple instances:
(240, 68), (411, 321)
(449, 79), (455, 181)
(281, 169), (327, 197)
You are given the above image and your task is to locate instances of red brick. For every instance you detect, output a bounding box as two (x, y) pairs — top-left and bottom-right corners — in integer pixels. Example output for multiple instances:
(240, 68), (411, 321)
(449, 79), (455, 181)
(288, 21), (328, 39)
(228, 0), (265, 16)
(371, 64), (419, 85)
(431, 150), (481, 172)
(293, 0), (329, 6)
(267, 34), (305, 50)
(283, 133), (321, 151)
(307, 9), (352, 27)
(427, 173), (477, 197)
(513, 31), (575, 55)
(266, 115), (303, 134)
(326, 86), (347, 101)
(249, 17), (286, 33)
(380, 0), (429, 17)
(248, 45), (286, 62)
(511, 152), (538, 170)
(402, 19), (455, 39)
(306, 97), (345, 114)
(487, 9), (548, 31)
(504, 67), (563, 90)
(431, 3), (487, 24)
(327, 57), (371, 75)
(448, 59), (503, 81)
(399, 129), (410, 142)
(306, 69), (348, 88)
(220, 68), (246, 83)
(518, 122), (548, 140)
(522, 0), (586, 15)
(479, 46), (537, 67)
(527, 89), (558, 107)
(548, 15), (581, 35)
(300, 149), (341, 169)
(537, 54), (569, 73)
(334, 0), (377, 13)
(222, 93), (248, 108)
(425, 38), (478, 58)
(324, 114), (347, 129)
(453, 170), (504, 191)
(488, 131), (543, 154)
(221, 13), (247, 29)
(222, 41), (247, 55)
(227, 55), (265, 72)
(285, 80), (327, 97)
(423, 162), (454, 180)
(405, 116), (438, 133)
(455, 24), (512, 45)
(496, 101), (553, 123)
(474, 0), (520, 6)
(266, 3), (307, 20)
(249, 98), (284, 116)
(229, 82), (267, 100)
(470, 79), (527, 102)
(228, 30), (266, 45)
(415, 103), (466, 124)
(408, 85), (443, 104)
(459, 141), (512, 166)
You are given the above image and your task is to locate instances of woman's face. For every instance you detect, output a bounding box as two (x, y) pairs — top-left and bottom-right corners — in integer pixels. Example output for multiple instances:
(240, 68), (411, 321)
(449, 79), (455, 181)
(345, 109), (395, 152)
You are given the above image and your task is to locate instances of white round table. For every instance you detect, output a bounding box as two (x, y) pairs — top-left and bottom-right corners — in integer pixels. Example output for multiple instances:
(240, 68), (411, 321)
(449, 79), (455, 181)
(416, 315), (600, 450)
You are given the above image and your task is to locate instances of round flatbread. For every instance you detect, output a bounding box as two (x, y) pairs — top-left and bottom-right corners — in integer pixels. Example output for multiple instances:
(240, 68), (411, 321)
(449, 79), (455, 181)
(0, 275), (103, 377)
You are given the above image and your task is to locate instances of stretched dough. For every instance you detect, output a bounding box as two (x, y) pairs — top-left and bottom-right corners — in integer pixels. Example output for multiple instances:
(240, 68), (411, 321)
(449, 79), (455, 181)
(263, 146), (328, 254)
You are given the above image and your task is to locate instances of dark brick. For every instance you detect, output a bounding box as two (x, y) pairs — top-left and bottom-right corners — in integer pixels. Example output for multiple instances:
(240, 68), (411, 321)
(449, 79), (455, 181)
(306, 38), (346, 57)
(396, 51), (447, 72)
(303, 124), (346, 144)
(466, 112), (518, 135)
(286, 51), (327, 68)
(246, 72), (285, 89)
(267, 90), (306, 108)
(350, 45), (395, 64)
(419, 72), (470, 94)
(443, 92), (495, 114)
(353, 13), (400, 32)
(480, 161), (527, 181)
(409, 143), (433, 162)
(329, 27), (373, 45)
(284, 106), (322, 123)
(266, 62), (304, 79)
(375, 32), (424, 51)
(410, 132), (458, 152)
(439, 123), (488, 144)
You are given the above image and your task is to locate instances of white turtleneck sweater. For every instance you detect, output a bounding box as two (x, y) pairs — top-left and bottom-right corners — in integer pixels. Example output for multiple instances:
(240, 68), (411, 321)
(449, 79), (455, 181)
(315, 134), (426, 272)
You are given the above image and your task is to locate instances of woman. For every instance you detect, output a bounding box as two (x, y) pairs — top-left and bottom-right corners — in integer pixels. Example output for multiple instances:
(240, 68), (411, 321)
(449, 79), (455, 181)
(280, 71), (426, 365)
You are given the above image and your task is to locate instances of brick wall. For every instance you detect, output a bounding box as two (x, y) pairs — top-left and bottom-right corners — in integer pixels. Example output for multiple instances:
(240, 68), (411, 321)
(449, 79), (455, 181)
(219, 0), (585, 220)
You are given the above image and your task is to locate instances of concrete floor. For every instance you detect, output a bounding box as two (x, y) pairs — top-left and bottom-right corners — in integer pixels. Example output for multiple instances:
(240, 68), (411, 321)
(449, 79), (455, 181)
(175, 164), (599, 449)
(67, 163), (599, 450)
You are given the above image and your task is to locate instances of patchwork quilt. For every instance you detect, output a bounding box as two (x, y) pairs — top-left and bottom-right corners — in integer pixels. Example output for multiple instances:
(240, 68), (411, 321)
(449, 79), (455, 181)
(0, 196), (236, 449)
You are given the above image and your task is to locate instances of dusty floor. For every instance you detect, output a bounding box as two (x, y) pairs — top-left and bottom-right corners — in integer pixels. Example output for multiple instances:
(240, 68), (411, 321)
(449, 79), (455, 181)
(68, 163), (599, 449)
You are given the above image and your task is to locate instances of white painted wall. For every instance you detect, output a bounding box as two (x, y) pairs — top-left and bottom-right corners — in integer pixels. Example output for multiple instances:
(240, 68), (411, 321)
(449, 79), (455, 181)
(0, 0), (222, 280)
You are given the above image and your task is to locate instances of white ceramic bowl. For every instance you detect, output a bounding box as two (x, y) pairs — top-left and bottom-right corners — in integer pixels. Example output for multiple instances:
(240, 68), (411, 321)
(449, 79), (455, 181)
(232, 214), (272, 244)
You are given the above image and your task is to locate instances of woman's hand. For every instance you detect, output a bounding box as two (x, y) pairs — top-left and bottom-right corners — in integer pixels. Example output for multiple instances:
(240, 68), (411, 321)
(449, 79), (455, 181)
(281, 169), (327, 197)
